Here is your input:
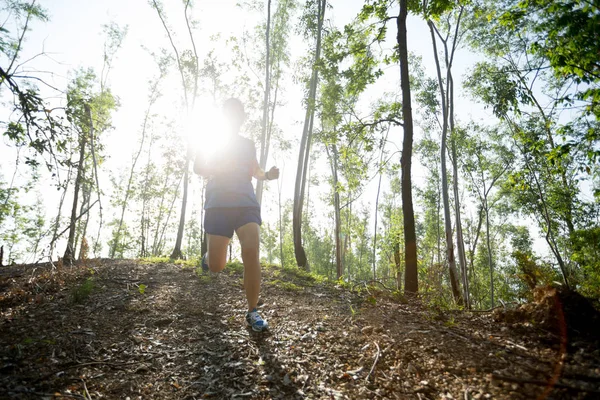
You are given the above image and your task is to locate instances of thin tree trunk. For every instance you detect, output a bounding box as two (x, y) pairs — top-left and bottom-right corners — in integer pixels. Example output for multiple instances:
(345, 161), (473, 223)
(77, 187), (91, 260)
(63, 107), (90, 266)
(153, 0), (199, 260)
(446, 20), (469, 306)
(277, 163), (284, 268)
(373, 169), (383, 281)
(484, 202), (494, 307)
(398, 0), (418, 294)
(325, 143), (343, 279)
(152, 175), (171, 256)
(171, 160), (190, 259)
(343, 198), (351, 277)
(394, 239), (402, 290)
(450, 107), (469, 307)
(256, 0), (272, 205)
(73, 183), (87, 258)
(293, 0), (325, 270)
(158, 175), (183, 256)
(428, 19), (462, 304)
(111, 90), (156, 258)
(373, 128), (389, 281)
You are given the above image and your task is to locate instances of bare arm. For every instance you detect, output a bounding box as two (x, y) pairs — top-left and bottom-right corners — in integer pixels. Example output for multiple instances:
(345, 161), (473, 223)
(193, 152), (212, 177)
(253, 160), (279, 181)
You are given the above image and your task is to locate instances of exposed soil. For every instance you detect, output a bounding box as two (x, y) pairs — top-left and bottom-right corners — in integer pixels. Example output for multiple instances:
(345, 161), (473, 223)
(1, 259), (599, 399)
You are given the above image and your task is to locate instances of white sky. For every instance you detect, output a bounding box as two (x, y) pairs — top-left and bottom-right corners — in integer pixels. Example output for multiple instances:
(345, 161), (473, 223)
(1, 0), (550, 263)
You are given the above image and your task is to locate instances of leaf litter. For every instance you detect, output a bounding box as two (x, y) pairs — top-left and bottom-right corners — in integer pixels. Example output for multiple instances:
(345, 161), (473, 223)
(0, 259), (599, 399)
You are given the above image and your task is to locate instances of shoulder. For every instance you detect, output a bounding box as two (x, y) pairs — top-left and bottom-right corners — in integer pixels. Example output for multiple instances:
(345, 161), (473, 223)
(238, 136), (255, 148)
(236, 136), (256, 152)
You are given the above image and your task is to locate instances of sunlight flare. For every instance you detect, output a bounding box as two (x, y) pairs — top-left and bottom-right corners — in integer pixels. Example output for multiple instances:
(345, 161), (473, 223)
(185, 97), (227, 162)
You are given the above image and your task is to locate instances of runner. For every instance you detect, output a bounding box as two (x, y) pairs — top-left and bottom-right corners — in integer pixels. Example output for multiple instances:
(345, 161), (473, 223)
(193, 98), (279, 332)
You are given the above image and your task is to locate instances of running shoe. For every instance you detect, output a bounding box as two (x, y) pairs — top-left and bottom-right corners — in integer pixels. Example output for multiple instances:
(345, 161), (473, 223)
(246, 308), (269, 332)
(200, 254), (209, 273)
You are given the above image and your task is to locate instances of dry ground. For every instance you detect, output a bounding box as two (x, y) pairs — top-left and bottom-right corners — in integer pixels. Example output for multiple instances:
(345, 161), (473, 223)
(0, 259), (599, 399)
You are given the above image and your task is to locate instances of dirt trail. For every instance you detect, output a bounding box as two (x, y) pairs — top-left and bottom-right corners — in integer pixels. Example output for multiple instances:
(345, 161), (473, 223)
(1, 260), (599, 399)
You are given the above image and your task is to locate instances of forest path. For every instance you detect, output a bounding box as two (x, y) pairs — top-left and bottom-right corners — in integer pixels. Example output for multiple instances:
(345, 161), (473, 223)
(1, 259), (599, 399)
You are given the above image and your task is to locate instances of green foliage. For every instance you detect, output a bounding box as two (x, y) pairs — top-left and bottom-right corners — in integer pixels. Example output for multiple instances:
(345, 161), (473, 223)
(228, 260), (245, 275)
(0, 0), (67, 170)
(267, 279), (303, 292)
(138, 284), (147, 294)
(473, 0), (600, 164)
(71, 278), (95, 303)
(571, 227), (600, 298)
(511, 250), (558, 300)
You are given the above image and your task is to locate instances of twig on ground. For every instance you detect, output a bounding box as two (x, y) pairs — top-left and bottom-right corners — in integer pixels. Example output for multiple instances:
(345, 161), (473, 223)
(491, 374), (600, 394)
(441, 329), (470, 342)
(7, 389), (86, 399)
(34, 359), (141, 383)
(352, 279), (395, 292)
(504, 340), (528, 351)
(82, 379), (92, 400)
(87, 293), (132, 314)
(365, 341), (380, 382)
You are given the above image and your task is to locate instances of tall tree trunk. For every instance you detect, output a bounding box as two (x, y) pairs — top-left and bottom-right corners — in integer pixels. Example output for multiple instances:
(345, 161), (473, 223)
(152, 175), (171, 256)
(373, 169), (383, 281)
(293, 0), (325, 270)
(373, 128), (389, 281)
(325, 143), (343, 279)
(200, 182), (207, 257)
(63, 106), (90, 266)
(88, 106), (103, 258)
(50, 160), (74, 259)
(277, 164), (284, 268)
(77, 187), (91, 260)
(73, 183), (88, 258)
(398, 0), (418, 294)
(343, 198), (351, 276)
(171, 160), (190, 259)
(158, 174), (183, 256)
(111, 91), (156, 258)
(256, 0), (272, 205)
(484, 201), (494, 307)
(428, 19), (462, 304)
(394, 239), (402, 291)
(449, 77), (469, 307)
(153, 0), (199, 261)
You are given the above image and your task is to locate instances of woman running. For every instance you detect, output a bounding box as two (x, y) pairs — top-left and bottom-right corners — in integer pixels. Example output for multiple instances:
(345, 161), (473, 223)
(193, 98), (279, 332)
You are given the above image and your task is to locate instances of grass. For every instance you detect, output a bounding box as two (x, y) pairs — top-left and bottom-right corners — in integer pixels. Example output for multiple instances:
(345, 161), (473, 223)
(71, 277), (95, 303)
(267, 279), (303, 292)
(139, 256), (197, 268)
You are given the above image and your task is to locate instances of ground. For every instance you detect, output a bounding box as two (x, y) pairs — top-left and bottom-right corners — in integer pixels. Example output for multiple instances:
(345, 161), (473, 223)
(0, 259), (599, 399)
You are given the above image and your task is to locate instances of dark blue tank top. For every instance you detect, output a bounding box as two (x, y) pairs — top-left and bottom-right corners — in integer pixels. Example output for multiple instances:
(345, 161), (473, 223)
(204, 135), (260, 209)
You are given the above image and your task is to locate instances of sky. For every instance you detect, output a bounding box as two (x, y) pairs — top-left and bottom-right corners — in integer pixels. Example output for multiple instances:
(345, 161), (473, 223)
(0, 0), (534, 263)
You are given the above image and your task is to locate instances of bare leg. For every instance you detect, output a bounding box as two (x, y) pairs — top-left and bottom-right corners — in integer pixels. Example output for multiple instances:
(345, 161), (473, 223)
(207, 234), (230, 273)
(236, 222), (261, 311)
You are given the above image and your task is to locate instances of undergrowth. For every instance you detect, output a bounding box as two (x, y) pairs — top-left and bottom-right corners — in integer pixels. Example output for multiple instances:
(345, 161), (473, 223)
(139, 256), (197, 268)
(71, 277), (95, 303)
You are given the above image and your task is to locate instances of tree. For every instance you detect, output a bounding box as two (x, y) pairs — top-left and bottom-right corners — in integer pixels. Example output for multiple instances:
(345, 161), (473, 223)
(255, 0), (297, 205)
(62, 70), (117, 265)
(463, 8), (595, 289)
(293, 0), (326, 270)
(0, 0), (67, 171)
(397, 0), (418, 294)
(151, 0), (200, 260)
(110, 58), (167, 258)
(425, 3), (465, 304)
(498, 0), (600, 165)
(462, 125), (512, 307)
(256, 0), (272, 206)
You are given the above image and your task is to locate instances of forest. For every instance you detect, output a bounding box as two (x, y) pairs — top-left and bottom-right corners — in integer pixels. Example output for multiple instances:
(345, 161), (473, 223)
(0, 0), (599, 399)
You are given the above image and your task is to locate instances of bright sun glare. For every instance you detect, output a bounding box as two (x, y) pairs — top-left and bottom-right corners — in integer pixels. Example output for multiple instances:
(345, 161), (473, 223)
(185, 98), (227, 161)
